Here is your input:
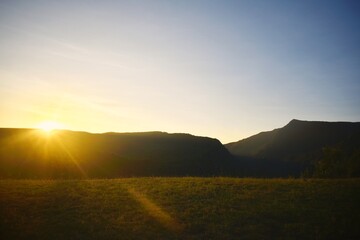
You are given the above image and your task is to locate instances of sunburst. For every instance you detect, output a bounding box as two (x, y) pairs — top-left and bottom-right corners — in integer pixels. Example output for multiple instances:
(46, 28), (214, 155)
(37, 121), (63, 133)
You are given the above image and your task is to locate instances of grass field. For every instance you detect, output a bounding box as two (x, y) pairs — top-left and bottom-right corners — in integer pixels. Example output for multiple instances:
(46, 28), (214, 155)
(1, 178), (359, 240)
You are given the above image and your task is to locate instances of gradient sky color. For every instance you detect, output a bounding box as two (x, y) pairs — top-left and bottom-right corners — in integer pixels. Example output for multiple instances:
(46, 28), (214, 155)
(1, 0), (359, 143)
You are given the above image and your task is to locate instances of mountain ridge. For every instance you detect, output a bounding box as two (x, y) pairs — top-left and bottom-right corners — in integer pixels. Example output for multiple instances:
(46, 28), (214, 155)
(0, 128), (233, 178)
(226, 119), (360, 158)
(225, 119), (360, 177)
(1, 119), (359, 178)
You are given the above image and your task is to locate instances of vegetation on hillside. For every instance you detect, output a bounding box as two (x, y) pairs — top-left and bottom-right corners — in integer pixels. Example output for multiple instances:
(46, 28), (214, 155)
(312, 147), (360, 178)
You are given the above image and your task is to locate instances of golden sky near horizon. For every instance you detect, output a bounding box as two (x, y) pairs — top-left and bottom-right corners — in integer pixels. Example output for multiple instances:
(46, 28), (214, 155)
(1, 1), (359, 143)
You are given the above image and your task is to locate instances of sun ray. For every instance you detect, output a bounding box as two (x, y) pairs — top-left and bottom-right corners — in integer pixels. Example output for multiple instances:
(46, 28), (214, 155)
(126, 187), (184, 232)
(52, 136), (88, 178)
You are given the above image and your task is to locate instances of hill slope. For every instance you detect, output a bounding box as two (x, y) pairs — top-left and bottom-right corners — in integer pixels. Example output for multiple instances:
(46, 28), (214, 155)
(0, 128), (233, 178)
(226, 119), (360, 176)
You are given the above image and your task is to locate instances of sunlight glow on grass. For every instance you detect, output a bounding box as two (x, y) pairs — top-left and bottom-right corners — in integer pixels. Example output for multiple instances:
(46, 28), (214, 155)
(126, 187), (184, 233)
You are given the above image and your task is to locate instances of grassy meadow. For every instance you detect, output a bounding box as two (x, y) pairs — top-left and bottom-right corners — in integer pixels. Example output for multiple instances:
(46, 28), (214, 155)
(1, 178), (359, 240)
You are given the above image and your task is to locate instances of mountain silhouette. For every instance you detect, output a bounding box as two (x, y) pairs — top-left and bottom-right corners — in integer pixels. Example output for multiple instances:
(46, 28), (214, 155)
(225, 119), (360, 177)
(0, 128), (233, 178)
(1, 120), (359, 179)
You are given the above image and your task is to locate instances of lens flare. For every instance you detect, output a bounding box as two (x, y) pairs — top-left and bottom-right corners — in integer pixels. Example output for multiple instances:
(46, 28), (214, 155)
(37, 121), (63, 133)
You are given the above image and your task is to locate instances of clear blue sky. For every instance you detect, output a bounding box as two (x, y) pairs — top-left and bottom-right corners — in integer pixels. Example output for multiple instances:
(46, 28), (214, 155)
(0, 0), (359, 143)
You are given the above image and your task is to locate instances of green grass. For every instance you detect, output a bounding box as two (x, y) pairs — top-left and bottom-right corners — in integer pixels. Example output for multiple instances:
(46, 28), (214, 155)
(1, 178), (360, 239)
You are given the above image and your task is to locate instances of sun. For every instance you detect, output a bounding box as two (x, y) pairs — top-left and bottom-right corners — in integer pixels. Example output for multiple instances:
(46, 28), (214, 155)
(37, 121), (63, 133)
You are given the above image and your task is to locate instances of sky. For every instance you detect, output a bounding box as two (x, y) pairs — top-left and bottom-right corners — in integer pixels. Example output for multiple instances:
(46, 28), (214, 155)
(0, 0), (359, 143)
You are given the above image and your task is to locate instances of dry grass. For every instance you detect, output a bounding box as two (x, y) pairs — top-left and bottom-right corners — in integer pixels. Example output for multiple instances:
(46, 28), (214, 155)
(1, 178), (359, 239)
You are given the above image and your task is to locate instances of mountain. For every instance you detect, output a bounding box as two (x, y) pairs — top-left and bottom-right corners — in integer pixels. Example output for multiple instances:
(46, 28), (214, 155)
(2, 120), (359, 179)
(225, 119), (360, 177)
(0, 128), (233, 178)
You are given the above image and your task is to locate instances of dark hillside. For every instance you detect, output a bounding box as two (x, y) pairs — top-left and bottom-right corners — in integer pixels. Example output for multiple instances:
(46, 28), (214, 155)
(0, 128), (233, 178)
(226, 120), (360, 177)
